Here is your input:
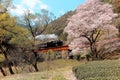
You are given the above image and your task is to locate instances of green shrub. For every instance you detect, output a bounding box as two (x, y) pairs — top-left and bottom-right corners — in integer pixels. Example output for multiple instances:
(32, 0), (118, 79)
(72, 60), (120, 80)
(84, 76), (120, 80)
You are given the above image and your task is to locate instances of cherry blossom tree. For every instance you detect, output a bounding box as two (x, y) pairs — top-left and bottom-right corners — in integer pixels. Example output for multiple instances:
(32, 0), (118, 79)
(64, 0), (119, 60)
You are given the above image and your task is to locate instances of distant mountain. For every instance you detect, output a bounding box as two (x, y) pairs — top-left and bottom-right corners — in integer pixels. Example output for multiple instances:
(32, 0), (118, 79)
(44, 11), (75, 41)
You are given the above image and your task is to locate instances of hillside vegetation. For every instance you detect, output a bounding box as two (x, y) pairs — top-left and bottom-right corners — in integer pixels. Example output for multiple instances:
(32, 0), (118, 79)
(44, 11), (75, 41)
(102, 0), (120, 36)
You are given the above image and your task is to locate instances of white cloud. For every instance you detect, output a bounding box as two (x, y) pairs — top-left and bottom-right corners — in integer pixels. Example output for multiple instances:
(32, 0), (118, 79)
(20, 0), (50, 10)
(21, 0), (41, 9)
(9, 0), (50, 16)
(9, 4), (34, 16)
(9, 5), (25, 16)
(40, 4), (49, 10)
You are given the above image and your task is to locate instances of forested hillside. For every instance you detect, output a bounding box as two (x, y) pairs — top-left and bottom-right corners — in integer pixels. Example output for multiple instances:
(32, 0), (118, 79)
(102, 0), (120, 35)
(44, 11), (75, 41)
(43, 0), (120, 42)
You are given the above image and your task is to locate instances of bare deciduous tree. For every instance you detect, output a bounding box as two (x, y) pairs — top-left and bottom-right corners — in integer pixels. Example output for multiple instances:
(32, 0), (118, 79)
(22, 9), (55, 71)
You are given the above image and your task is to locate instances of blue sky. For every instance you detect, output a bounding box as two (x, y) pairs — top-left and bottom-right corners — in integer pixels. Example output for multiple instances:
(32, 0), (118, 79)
(10, 0), (85, 18)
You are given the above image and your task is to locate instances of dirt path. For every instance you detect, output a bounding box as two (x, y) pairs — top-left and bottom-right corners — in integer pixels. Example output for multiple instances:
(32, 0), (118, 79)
(0, 67), (77, 80)
(62, 70), (76, 80)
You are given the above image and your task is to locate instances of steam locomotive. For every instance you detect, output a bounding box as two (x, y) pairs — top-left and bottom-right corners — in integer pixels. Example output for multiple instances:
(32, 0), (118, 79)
(37, 40), (63, 49)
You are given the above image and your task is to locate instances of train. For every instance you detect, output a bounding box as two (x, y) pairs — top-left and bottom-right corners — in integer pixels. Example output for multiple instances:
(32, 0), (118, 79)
(37, 40), (76, 60)
(37, 40), (63, 49)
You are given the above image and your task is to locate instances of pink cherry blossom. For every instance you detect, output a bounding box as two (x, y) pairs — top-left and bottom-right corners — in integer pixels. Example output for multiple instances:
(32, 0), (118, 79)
(64, 0), (119, 59)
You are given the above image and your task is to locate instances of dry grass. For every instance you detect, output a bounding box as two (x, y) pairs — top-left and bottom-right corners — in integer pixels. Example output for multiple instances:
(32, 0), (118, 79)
(0, 59), (81, 80)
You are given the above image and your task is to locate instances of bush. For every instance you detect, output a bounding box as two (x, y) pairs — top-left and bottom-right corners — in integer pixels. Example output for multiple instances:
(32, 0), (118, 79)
(72, 60), (120, 80)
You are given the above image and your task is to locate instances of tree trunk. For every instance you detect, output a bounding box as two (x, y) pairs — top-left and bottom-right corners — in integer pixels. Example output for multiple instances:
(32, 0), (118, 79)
(90, 45), (99, 60)
(33, 51), (39, 72)
(8, 62), (14, 74)
(33, 62), (39, 72)
(4, 52), (15, 75)
(1, 47), (15, 75)
(0, 66), (6, 76)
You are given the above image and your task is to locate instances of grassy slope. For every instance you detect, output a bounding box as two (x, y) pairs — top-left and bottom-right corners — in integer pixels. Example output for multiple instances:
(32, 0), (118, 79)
(2, 60), (120, 80)
(0, 59), (81, 80)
